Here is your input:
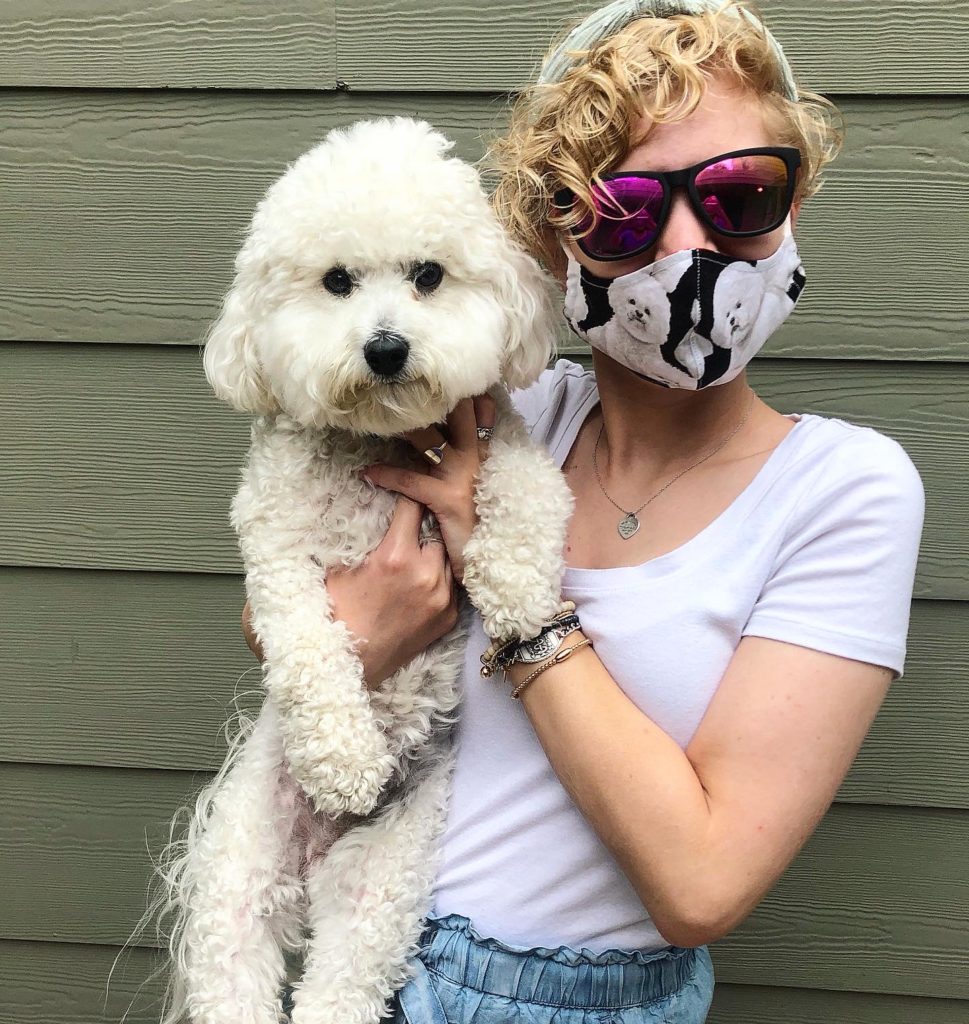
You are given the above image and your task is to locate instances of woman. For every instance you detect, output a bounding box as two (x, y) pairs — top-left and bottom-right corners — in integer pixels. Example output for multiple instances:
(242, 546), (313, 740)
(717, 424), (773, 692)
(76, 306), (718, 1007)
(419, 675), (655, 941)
(249, 2), (925, 1020)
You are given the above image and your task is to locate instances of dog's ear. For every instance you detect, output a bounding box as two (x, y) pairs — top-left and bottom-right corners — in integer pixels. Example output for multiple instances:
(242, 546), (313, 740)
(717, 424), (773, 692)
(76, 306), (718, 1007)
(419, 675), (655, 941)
(494, 244), (558, 392)
(203, 282), (278, 414)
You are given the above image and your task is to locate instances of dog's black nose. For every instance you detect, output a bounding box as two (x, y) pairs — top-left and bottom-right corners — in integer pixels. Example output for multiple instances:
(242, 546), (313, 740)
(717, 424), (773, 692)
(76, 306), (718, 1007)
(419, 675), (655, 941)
(363, 330), (410, 377)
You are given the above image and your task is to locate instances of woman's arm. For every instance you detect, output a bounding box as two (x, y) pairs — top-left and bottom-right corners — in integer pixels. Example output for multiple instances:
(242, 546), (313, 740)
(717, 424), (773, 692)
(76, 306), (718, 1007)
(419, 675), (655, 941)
(508, 633), (891, 948)
(243, 493), (459, 687)
(280, 393), (898, 948)
(243, 395), (495, 685)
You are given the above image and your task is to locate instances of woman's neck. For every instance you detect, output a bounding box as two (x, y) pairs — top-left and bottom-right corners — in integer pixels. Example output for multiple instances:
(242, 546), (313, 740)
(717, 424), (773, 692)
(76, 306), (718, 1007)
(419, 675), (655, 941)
(590, 349), (756, 477)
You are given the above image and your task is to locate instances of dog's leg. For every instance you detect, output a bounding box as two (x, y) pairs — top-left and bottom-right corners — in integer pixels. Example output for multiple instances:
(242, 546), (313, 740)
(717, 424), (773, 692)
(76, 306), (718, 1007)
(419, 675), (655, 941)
(288, 748), (453, 1024)
(248, 568), (398, 817)
(165, 701), (308, 1024)
(462, 389), (574, 642)
(235, 423), (397, 817)
(368, 616), (468, 765)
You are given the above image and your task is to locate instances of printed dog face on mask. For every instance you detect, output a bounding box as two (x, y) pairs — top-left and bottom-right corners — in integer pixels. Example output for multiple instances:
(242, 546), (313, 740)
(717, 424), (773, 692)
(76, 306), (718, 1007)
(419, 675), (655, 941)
(608, 272), (672, 347)
(709, 239), (804, 360)
(709, 265), (766, 351)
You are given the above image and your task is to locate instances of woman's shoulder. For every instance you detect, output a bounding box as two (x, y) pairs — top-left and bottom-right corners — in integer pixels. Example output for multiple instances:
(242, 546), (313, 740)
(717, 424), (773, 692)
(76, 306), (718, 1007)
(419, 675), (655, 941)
(746, 414), (925, 677)
(782, 413), (923, 502)
(509, 358), (594, 423)
(508, 358), (598, 453)
(767, 412), (925, 552)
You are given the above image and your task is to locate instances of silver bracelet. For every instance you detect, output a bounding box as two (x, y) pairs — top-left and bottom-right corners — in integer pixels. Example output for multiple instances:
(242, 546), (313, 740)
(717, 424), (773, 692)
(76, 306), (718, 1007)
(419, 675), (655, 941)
(500, 614), (581, 668)
(480, 604), (580, 677)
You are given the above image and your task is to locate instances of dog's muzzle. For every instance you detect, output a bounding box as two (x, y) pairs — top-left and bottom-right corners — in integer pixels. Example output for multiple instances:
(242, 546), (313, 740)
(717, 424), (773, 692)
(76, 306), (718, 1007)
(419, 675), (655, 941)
(364, 330), (410, 378)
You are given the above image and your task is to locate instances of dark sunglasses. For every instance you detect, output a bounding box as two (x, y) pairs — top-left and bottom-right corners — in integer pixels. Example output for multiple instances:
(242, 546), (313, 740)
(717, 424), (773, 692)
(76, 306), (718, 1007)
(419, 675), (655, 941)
(553, 146), (801, 262)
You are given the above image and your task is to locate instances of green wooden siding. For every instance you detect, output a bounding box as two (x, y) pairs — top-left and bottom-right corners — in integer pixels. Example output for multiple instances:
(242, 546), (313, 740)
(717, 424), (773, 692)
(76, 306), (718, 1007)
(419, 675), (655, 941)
(3, 346), (966, 594)
(4, 767), (967, 997)
(4, 570), (967, 810)
(1, 2), (966, 1022)
(6, 941), (969, 1024)
(0, 1), (337, 89)
(2, 92), (967, 358)
(4, 0), (963, 93)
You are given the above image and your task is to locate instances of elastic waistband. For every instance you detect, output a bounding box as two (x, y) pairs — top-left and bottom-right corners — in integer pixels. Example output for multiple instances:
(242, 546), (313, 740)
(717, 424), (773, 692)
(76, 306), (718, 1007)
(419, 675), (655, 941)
(418, 914), (699, 1010)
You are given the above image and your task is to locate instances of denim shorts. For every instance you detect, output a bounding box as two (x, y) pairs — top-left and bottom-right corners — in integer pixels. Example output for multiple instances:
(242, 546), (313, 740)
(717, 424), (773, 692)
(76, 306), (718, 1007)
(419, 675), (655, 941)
(386, 913), (714, 1023)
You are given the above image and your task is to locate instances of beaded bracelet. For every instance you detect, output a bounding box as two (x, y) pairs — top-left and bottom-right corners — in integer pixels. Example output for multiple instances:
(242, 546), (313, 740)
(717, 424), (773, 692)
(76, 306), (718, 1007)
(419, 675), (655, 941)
(510, 637), (594, 700)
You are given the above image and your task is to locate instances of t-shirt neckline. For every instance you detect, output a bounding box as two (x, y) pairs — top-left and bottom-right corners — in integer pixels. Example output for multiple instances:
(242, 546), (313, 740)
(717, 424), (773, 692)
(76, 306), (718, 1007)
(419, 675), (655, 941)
(554, 380), (815, 588)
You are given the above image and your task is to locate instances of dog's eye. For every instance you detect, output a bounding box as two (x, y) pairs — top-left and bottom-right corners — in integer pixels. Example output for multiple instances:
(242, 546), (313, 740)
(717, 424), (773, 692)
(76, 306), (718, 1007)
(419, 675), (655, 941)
(322, 267), (355, 296)
(411, 262), (444, 294)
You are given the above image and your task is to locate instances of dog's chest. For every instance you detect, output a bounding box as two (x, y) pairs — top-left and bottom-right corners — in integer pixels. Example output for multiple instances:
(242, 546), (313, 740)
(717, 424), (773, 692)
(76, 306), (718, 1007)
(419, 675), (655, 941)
(311, 464), (399, 568)
(240, 422), (423, 570)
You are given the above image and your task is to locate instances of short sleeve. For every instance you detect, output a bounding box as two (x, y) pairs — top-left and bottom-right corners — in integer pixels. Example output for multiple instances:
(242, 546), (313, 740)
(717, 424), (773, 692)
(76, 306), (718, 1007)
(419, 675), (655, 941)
(743, 428), (925, 677)
(509, 359), (598, 456)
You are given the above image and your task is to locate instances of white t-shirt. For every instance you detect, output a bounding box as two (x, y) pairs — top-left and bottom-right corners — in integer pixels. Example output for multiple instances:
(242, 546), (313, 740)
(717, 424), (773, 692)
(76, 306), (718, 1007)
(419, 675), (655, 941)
(432, 359), (925, 953)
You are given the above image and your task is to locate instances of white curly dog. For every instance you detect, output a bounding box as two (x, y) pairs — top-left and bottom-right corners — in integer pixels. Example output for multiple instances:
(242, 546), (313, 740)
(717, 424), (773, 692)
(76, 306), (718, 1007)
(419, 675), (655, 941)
(152, 117), (574, 1024)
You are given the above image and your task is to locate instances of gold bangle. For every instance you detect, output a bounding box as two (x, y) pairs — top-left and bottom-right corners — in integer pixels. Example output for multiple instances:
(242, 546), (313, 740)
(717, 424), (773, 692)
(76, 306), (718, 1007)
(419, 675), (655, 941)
(510, 637), (593, 700)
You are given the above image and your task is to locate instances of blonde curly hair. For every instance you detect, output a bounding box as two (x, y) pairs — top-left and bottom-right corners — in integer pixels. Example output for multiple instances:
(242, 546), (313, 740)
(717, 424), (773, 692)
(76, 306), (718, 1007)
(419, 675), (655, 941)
(488, 0), (842, 271)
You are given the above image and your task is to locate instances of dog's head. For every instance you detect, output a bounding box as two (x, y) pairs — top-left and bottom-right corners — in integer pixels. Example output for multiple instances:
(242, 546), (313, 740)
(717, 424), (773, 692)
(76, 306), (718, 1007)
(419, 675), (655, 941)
(203, 118), (556, 434)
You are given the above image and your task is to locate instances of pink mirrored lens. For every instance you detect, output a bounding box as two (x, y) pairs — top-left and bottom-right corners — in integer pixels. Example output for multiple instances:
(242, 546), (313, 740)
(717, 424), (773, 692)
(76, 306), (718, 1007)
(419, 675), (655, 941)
(695, 155), (789, 233)
(579, 177), (665, 259)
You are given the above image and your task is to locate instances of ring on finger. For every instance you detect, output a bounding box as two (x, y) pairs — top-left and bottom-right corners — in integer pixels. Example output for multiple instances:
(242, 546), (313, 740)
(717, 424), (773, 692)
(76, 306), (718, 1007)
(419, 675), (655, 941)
(476, 427), (494, 442)
(422, 441), (448, 466)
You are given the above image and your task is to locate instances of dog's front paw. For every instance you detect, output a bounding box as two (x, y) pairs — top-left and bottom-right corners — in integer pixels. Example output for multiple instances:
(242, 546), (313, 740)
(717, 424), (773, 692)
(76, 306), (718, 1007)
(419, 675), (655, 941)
(293, 755), (398, 818)
(280, 710), (397, 816)
(464, 558), (562, 641)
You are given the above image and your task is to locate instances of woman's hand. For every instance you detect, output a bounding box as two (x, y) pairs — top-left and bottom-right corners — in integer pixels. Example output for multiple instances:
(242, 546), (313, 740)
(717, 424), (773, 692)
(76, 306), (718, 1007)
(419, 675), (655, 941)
(241, 494), (460, 688)
(363, 394), (496, 582)
(240, 393), (494, 684)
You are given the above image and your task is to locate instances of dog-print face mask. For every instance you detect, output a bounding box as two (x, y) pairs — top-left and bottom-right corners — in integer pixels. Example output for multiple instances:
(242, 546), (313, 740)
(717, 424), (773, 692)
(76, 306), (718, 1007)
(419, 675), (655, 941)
(563, 230), (806, 389)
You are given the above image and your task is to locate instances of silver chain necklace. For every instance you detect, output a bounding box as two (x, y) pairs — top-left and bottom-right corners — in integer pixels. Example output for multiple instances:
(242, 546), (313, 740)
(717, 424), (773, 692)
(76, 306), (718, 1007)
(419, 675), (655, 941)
(592, 390), (756, 540)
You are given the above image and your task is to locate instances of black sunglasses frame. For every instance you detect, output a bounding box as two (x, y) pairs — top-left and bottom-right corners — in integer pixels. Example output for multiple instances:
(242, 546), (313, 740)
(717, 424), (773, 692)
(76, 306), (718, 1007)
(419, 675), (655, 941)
(554, 146), (802, 263)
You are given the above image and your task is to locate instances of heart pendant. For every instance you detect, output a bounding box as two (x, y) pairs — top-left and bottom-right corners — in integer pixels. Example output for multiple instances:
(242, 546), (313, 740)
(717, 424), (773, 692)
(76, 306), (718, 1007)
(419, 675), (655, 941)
(618, 513), (640, 540)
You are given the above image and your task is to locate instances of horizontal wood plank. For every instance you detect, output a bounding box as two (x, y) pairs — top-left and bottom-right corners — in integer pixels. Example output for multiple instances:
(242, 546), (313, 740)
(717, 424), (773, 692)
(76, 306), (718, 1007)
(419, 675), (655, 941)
(0, 568), (259, 771)
(0, 568), (964, 811)
(0, 940), (168, 1024)
(708, 983), (969, 1023)
(335, 0), (969, 94)
(0, 343), (963, 598)
(711, 805), (969, 997)
(1, 1), (964, 93)
(0, 92), (966, 359)
(0, 0), (336, 89)
(1, 770), (966, 999)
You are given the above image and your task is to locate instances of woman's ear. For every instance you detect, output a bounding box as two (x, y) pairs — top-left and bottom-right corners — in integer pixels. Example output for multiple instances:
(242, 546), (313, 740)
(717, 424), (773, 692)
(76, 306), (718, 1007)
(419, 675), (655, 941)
(790, 197), (803, 232)
(203, 283), (278, 414)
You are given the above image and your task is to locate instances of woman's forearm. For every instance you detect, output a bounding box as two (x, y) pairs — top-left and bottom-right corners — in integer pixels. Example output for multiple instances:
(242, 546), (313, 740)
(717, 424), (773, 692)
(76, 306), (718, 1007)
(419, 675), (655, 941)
(507, 635), (736, 947)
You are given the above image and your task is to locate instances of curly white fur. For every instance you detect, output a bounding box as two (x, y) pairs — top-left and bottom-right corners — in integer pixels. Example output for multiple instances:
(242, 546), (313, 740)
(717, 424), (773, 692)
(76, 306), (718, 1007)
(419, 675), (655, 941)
(134, 118), (574, 1024)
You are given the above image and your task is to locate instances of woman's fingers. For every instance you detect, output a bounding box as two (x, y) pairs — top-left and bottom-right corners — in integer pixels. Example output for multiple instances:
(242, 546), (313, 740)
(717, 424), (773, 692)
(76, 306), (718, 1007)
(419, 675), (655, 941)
(379, 493), (426, 548)
(365, 465), (440, 509)
(445, 397), (478, 452)
(402, 425), (450, 468)
(399, 393), (495, 464)
(473, 392), (497, 459)
(367, 393), (496, 584)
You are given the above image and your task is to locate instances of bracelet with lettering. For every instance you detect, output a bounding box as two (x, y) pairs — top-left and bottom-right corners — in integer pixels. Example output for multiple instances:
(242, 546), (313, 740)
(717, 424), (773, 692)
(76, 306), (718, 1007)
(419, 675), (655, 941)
(480, 606), (581, 678)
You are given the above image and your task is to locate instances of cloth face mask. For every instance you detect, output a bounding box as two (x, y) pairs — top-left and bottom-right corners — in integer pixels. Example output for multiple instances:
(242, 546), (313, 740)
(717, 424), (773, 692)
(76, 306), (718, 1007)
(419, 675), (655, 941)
(563, 230), (806, 390)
